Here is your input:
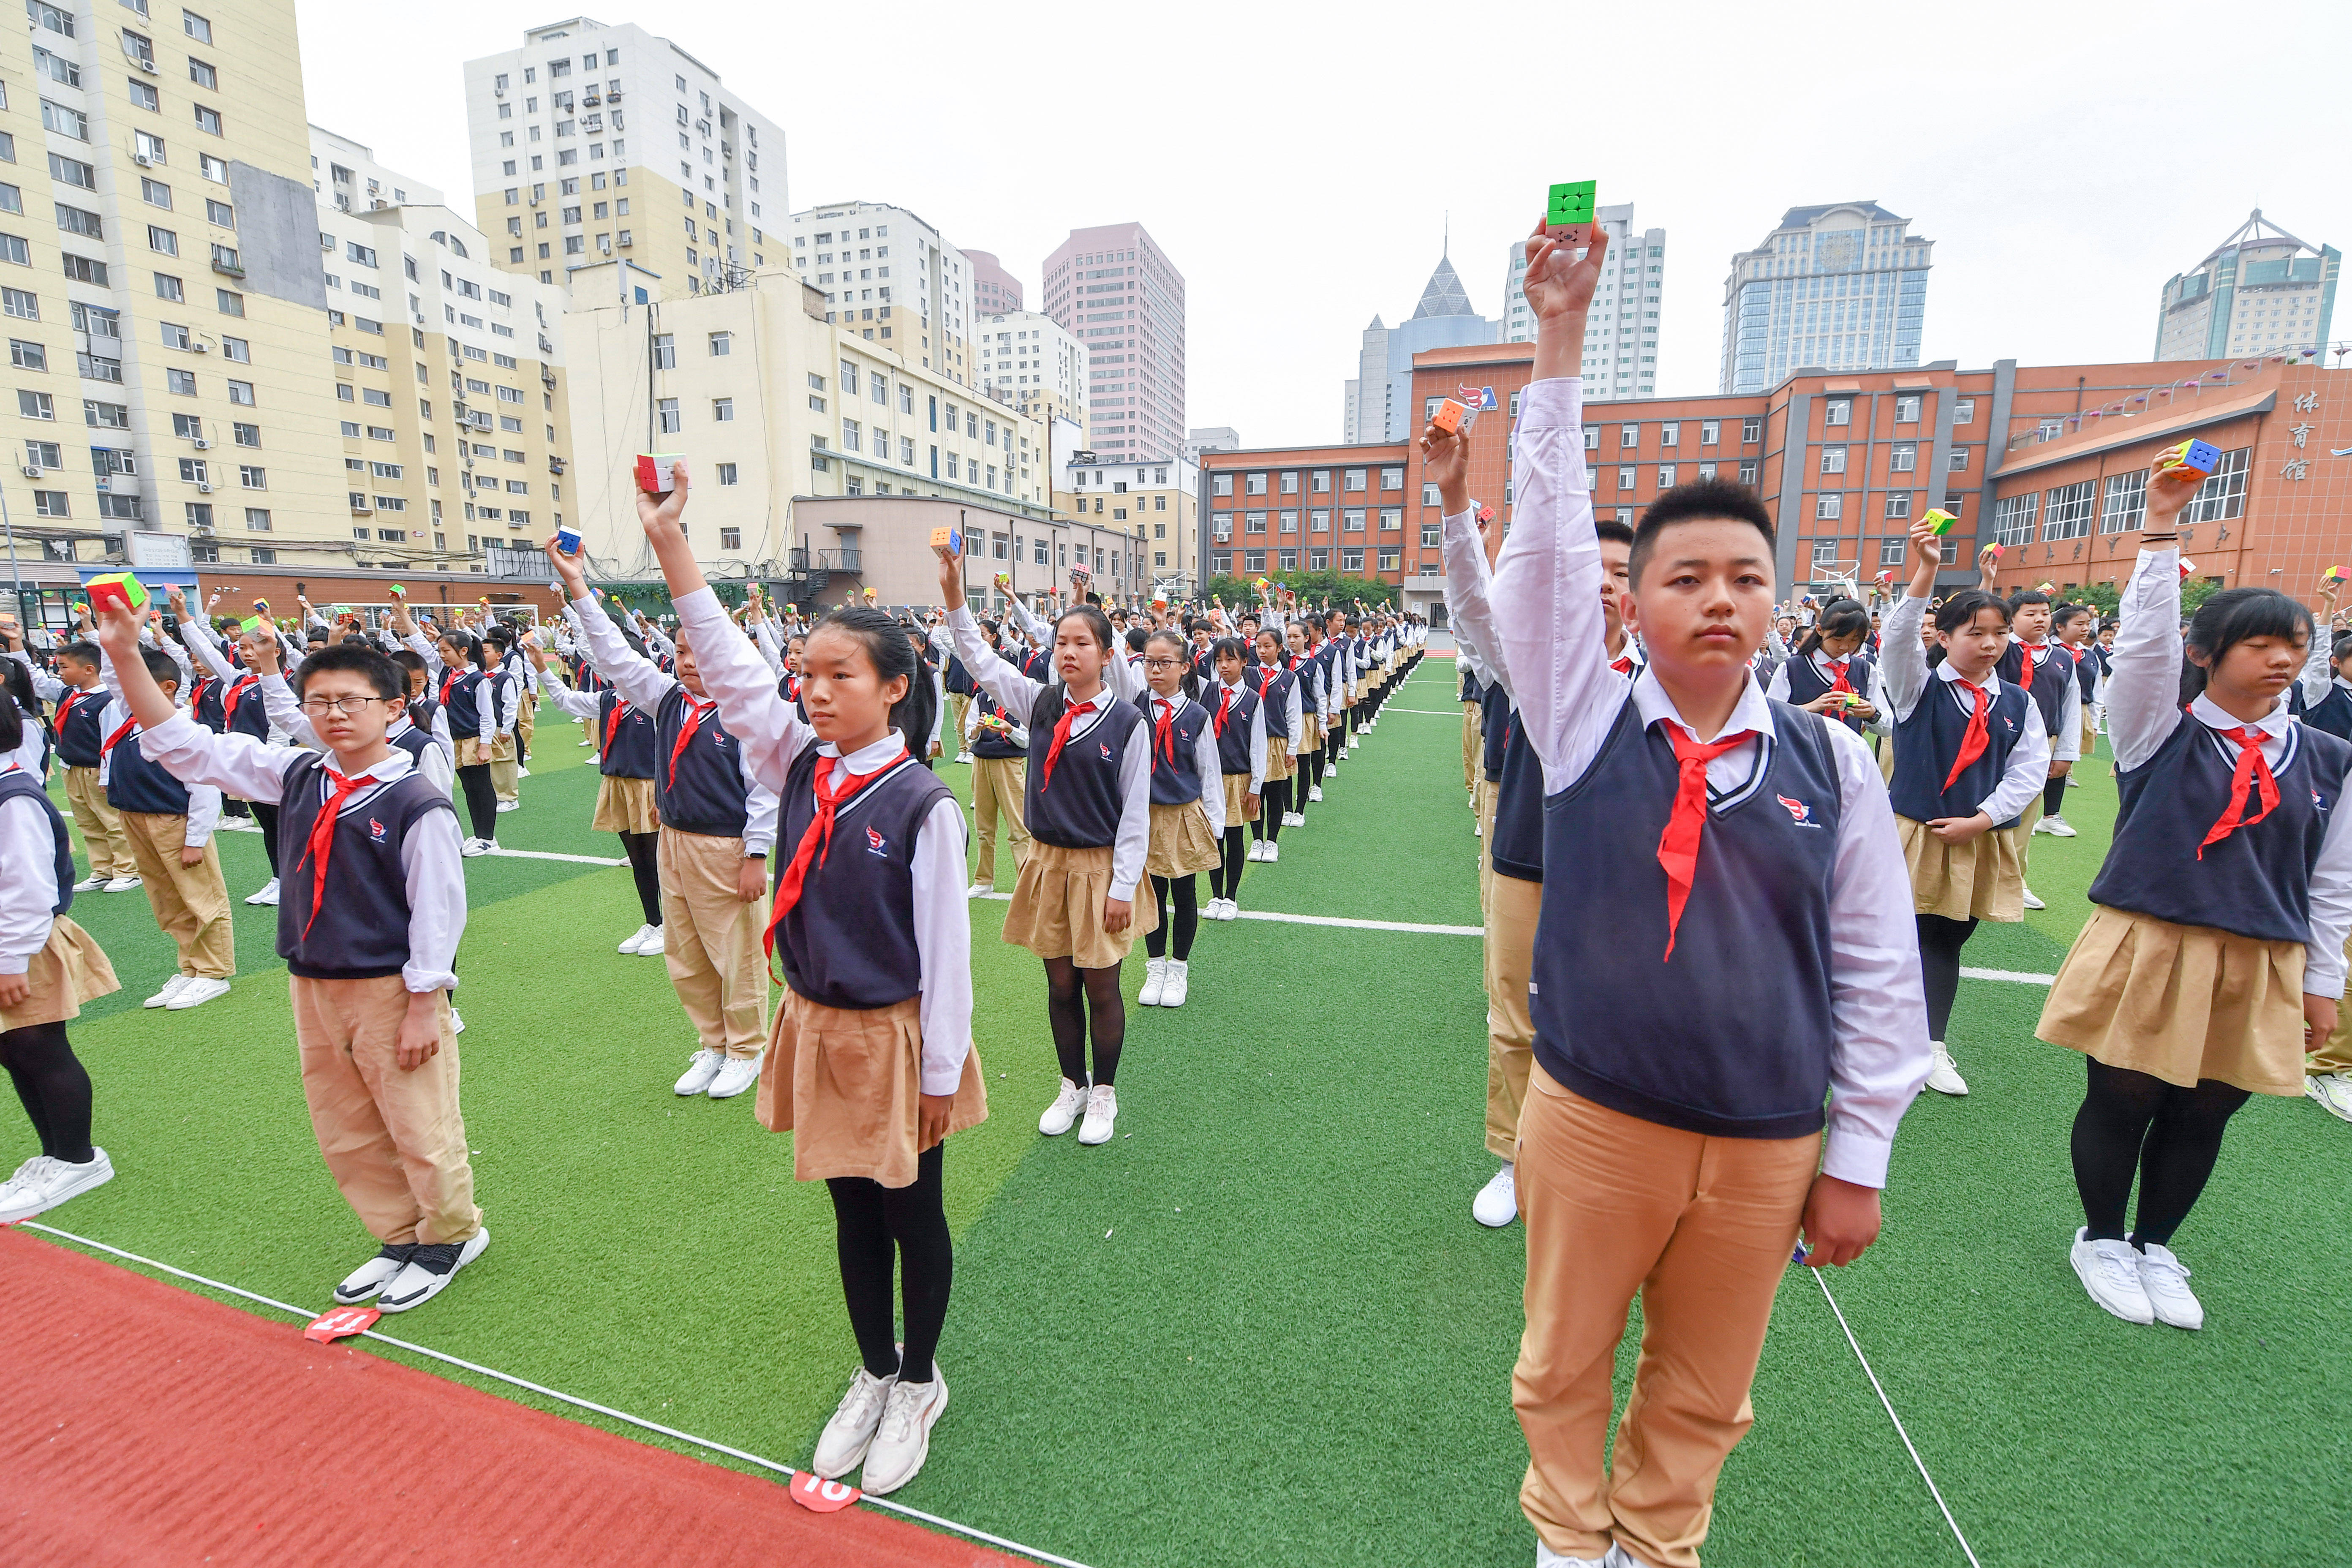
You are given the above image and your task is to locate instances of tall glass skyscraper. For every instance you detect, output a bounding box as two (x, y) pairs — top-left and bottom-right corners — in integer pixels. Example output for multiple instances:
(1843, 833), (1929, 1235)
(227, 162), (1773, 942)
(1719, 202), (1932, 394)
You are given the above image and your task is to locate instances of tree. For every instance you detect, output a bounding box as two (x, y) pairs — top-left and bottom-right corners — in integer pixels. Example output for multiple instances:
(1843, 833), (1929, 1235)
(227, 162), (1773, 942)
(1203, 569), (1399, 612)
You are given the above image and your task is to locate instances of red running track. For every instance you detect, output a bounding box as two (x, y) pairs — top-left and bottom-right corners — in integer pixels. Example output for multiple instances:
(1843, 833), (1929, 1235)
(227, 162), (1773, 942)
(0, 1227), (1021, 1568)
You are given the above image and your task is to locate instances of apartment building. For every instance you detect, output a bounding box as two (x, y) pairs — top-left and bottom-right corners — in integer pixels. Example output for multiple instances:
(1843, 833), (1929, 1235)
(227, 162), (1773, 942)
(462, 19), (785, 302)
(968, 249), (1020, 316)
(1342, 253), (1497, 443)
(1064, 453), (1195, 597)
(1501, 204), (1668, 400)
(2155, 210), (2338, 362)
(787, 201), (974, 388)
(975, 309), (1085, 428)
(311, 127), (572, 576)
(1720, 201), (1933, 394)
(1041, 223), (1185, 462)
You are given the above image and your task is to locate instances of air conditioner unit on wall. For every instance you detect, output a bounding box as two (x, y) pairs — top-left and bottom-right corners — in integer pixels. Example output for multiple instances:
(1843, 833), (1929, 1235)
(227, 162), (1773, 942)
(19, 465), (39, 478)
(196, 482), (212, 493)
(191, 437), (210, 449)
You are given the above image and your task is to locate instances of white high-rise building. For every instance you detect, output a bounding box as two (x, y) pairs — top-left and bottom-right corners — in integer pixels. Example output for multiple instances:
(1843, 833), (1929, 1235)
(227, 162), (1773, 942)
(2155, 210), (2337, 362)
(1343, 254), (1497, 443)
(1719, 202), (1932, 394)
(1502, 204), (1666, 400)
(975, 310), (1086, 430)
(462, 19), (787, 300)
(788, 202), (975, 387)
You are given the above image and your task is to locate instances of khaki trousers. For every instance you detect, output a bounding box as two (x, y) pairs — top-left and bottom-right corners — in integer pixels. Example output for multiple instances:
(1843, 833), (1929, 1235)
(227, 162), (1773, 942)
(1475, 778), (1500, 915)
(1463, 701), (1482, 795)
(489, 731), (521, 803)
(293, 975), (479, 1247)
(1515, 1072), (1821, 1568)
(1484, 871), (1539, 1160)
(517, 691), (537, 753)
(949, 693), (971, 760)
(970, 755), (1032, 889)
(2312, 932), (2352, 1075)
(114, 811), (235, 978)
(65, 765), (138, 879)
(659, 827), (770, 1058)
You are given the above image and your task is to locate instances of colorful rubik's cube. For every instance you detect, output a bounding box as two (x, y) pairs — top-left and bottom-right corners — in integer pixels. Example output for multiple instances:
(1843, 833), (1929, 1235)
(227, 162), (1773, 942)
(1546, 180), (1596, 231)
(1923, 507), (1959, 536)
(2324, 566), (2344, 589)
(930, 526), (963, 553)
(84, 572), (149, 615)
(555, 526), (584, 555)
(2158, 438), (2220, 478)
(240, 615), (266, 633)
(1430, 398), (1468, 435)
(634, 452), (683, 493)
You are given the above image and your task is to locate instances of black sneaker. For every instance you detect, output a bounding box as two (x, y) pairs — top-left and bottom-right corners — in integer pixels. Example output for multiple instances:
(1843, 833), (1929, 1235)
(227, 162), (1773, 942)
(334, 1242), (417, 1304)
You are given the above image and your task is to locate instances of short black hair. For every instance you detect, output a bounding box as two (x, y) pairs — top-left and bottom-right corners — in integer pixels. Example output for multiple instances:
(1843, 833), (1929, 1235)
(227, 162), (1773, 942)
(1934, 589), (2012, 636)
(390, 648), (426, 679)
(294, 643), (403, 701)
(0, 689), (22, 754)
(137, 644), (180, 692)
(2007, 588), (2051, 610)
(2180, 587), (2314, 706)
(1628, 479), (1775, 587)
(1594, 519), (1635, 549)
(59, 640), (99, 669)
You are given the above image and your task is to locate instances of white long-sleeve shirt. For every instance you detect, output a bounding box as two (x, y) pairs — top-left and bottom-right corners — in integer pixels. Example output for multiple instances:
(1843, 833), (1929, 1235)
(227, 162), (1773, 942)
(1876, 593), (2051, 827)
(2007, 639), (2082, 764)
(1481, 374), (1928, 1190)
(133, 712), (464, 992)
(93, 645), (220, 843)
(0, 773), (59, 974)
(255, 671), (455, 800)
(673, 587), (973, 1093)
(2107, 546), (2352, 996)
(946, 605), (1150, 900)
(1206, 676), (1268, 791)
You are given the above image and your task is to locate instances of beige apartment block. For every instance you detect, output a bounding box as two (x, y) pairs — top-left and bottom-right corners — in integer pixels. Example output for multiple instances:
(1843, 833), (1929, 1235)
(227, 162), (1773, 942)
(976, 308), (1086, 430)
(1064, 452), (1195, 599)
(787, 201), (976, 391)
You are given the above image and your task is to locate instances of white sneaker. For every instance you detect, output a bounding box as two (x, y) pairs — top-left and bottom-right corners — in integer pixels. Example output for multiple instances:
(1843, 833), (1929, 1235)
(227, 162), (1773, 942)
(103, 875), (143, 893)
(245, 877), (281, 906)
(2070, 1227), (2156, 1325)
(0, 1148), (113, 1223)
(579, 737), (592, 746)
(706, 1053), (761, 1100)
(1222, 896), (1241, 920)
(143, 974), (192, 1009)
(335, 1242), (417, 1304)
(2038, 815), (2077, 838)
(516, 767), (531, 778)
(449, 1007), (466, 1035)
(1038, 1076), (1087, 1137)
(1287, 811), (1305, 827)
(634, 924), (668, 956)
(1138, 956), (1168, 1007)
(2067, 773), (2082, 787)
(1473, 1163), (1519, 1228)
(2306, 1072), (2352, 1123)
(377, 1227), (490, 1313)
(2134, 1242), (2204, 1330)
(860, 1366), (947, 1495)
(1160, 958), (1190, 1007)
(167, 976), (231, 1011)
(811, 1365), (896, 1478)
(1246, 838), (1266, 862)
(1263, 841), (1280, 863)
(495, 799), (519, 813)
(618, 922), (660, 955)
(966, 881), (991, 898)
(1077, 1083), (1118, 1146)
(71, 872), (109, 892)
(1209, 896), (1236, 921)
(1307, 786), (1323, 802)
(673, 1048), (724, 1096)
(460, 838), (497, 857)
(2023, 886), (2045, 910)
(1535, 1542), (1611, 1568)
(1925, 1043), (1968, 1096)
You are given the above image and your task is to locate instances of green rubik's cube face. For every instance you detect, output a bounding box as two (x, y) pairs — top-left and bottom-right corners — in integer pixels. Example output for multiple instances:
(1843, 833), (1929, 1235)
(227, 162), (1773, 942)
(1547, 181), (1596, 228)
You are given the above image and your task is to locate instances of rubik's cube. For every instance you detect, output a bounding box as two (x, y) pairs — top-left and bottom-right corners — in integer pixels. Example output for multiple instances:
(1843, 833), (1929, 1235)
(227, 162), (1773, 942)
(85, 572), (149, 615)
(2158, 438), (2219, 477)
(1431, 398), (1468, 435)
(1923, 507), (1959, 536)
(1546, 181), (1596, 230)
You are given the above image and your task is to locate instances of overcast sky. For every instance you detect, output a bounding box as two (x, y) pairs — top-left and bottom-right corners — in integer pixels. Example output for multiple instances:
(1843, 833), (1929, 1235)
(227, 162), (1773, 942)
(299, 0), (2352, 451)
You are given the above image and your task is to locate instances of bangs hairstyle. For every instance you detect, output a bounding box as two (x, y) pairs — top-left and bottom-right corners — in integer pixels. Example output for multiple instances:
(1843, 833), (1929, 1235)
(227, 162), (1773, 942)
(1145, 629), (1200, 700)
(1933, 589), (2012, 636)
(58, 639), (100, 669)
(2180, 587), (2314, 707)
(2052, 602), (2092, 633)
(136, 645), (180, 690)
(1796, 597), (1872, 660)
(808, 606), (923, 737)
(1051, 604), (1115, 657)
(390, 648), (427, 679)
(1627, 478), (1775, 586)
(1210, 635), (1249, 666)
(438, 629), (489, 670)
(2330, 629), (2352, 665)
(294, 643), (405, 702)
(1594, 518), (1636, 549)
(0, 687), (21, 753)
(2007, 588), (2051, 610)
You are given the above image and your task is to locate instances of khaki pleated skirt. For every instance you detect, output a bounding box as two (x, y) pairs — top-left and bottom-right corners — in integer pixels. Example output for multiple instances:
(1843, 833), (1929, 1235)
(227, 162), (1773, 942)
(1221, 772), (1259, 825)
(1298, 712), (1322, 754)
(1898, 816), (2024, 923)
(1146, 802), (1221, 878)
(1003, 840), (1157, 967)
(0, 916), (120, 1031)
(591, 772), (660, 835)
(1265, 735), (1294, 782)
(454, 734), (514, 768)
(2037, 906), (2308, 1095)
(755, 991), (988, 1186)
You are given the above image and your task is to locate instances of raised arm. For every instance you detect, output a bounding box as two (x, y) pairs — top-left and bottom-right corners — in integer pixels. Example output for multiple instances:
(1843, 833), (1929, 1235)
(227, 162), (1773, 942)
(1878, 517), (1942, 721)
(90, 599), (293, 804)
(2105, 467), (2204, 771)
(936, 541), (1047, 718)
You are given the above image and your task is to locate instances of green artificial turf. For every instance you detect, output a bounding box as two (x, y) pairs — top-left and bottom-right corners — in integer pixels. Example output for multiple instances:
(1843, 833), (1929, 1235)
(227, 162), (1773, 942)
(27, 665), (2352, 1566)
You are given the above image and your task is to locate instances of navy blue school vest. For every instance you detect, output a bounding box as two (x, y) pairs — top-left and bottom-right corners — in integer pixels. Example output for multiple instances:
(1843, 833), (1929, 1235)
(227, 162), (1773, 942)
(1889, 675), (2031, 828)
(944, 651), (976, 697)
(439, 667), (485, 737)
(654, 685), (750, 838)
(1293, 653), (1322, 716)
(969, 691), (1025, 762)
(188, 669), (227, 732)
(1490, 710), (1545, 882)
(1208, 683), (1261, 776)
(598, 689), (659, 779)
(406, 696), (441, 743)
(1147, 694), (1211, 806)
(1020, 648), (1052, 683)
(275, 753), (455, 979)
(1251, 664), (1296, 742)
(220, 672), (269, 740)
(52, 686), (107, 767)
(1996, 641), (2072, 744)
(1533, 700), (1844, 1140)
(1480, 682), (1513, 783)
(2089, 717), (2352, 945)
(1024, 686), (1143, 849)
(771, 748), (954, 1010)
(1781, 650), (1877, 737)
(1192, 646), (1216, 685)
(389, 724), (434, 770)
(1461, 664), (1481, 703)
(0, 765), (73, 915)
(2305, 683), (2352, 741)
(101, 717), (189, 816)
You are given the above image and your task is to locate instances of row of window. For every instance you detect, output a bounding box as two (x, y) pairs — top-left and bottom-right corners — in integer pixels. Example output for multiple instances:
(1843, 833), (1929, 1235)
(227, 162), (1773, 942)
(1805, 538), (1965, 568)
(1990, 449), (2250, 546)
(1210, 509), (1402, 539)
(1213, 549), (1398, 575)
(1211, 466), (1400, 498)
(1585, 416), (1771, 452)
(1815, 443), (1971, 475)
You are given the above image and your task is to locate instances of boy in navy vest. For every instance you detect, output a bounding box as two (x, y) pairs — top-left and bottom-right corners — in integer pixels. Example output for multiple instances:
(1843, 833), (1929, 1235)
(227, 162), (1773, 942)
(11, 638), (141, 890)
(92, 600), (484, 1313)
(1476, 221), (1928, 1568)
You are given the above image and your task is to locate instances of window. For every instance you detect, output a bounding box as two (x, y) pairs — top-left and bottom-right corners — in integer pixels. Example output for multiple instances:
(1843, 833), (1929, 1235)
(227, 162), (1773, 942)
(719, 527), (740, 550)
(242, 507), (271, 531)
(1211, 473), (1233, 497)
(0, 287), (32, 320)
(160, 321), (190, 350)
(52, 156), (96, 192)
(134, 131), (166, 164)
(182, 8), (212, 44)
(177, 457), (206, 482)
(215, 288), (242, 316)
(841, 416), (860, 452)
(188, 58), (215, 90)
(1884, 493), (1910, 519)
(1244, 472), (1267, 496)
(716, 463), (738, 487)
(32, 490), (66, 517)
(2182, 447), (2250, 525)
(1948, 446), (1969, 473)
(232, 422), (258, 446)
(1657, 464), (1676, 489)
(1344, 468), (1366, 492)
(1821, 446), (1846, 475)
(1617, 466), (1636, 491)
(167, 367), (196, 395)
(1620, 424), (1639, 449)
(1741, 417), (1762, 444)
(656, 397), (679, 434)
(1952, 399), (1976, 425)
(8, 338), (41, 371)
(22, 439), (57, 468)
(55, 204), (101, 239)
(1380, 507), (1402, 531)
(708, 330), (730, 356)
(153, 272), (182, 301)
(346, 241), (376, 268)
(2099, 470), (2147, 534)
(1342, 547), (1364, 573)
(1244, 510), (1266, 534)
(2039, 479), (2095, 542)
(1342, 508), (1366, 531)
(148, 225), (178, 256)
(1889, 443), (1916, 473)
(1992, 490), (2039, 546)
(1811, 541), (1839, 566)
(237, 464), (264, 489)
(1701, 420), (1720, 445)
(1815, 493), (1842, 520)
(1660, 423), (1680, 448)
(84, 400), (127, 427)
(1380, 466), (1403, 490)
(1895, 395), (1921, 424)
(192, 105), (222, 137)
(129, 79), (159, 112)
(63, 254), (106, 284)
(1824, 399), (1851, 427)
(40, 101), (88, 141)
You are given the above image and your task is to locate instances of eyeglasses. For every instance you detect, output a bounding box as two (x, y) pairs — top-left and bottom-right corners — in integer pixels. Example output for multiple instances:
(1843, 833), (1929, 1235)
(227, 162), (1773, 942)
(1142, 657), (1185, 670)
(298, 695), (395, 716)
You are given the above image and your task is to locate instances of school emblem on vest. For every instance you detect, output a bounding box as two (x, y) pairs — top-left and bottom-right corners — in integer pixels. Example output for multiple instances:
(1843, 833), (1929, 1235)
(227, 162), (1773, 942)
(1099, 741), (1114, 760)
(368, 817), (387, 843)
(866, 825), (887, 856)
(1776, 795), (1818, 826)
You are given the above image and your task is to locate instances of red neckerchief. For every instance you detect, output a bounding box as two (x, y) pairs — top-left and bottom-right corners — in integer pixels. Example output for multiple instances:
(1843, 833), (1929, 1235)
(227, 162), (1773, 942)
(55, 687), (98, 730)
(1654, 722), (1755, 961)
(2199, 726), (2281, 859)
(2014, 640), (2038, 693)
(600, 697), (634, 760)
(765, 745), (907, 945)
(224, 672), (258, 723)
(1610, 654), (1635, 676)
(1039, 691), (1097, 790)
(1152, 694), (1180, 767)
(666, 695), (717, 789)
(1822, 656), (1852, 696)
(1214, 683), (1239, 736)
(294, 766), (370, 938)
(1942, 679), (1992, 789)
(101, 716), (139, 758)
(440, 669), (464, 708)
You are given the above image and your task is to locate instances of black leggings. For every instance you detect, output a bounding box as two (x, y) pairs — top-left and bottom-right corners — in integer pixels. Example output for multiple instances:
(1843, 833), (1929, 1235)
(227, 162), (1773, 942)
(456, 764), (499, 841)
(1915, 915), (1977, 1041)
(1043, 955), (1124, 1088)
(1253, 778), (1290, 841)
(1, 1022), (93, 1165)
(1146, 874), (1198, 961)
(250, 800), (281, 876)
(1209, 824), (1249, 903)
(618, 829), (663, 926)
(2071, 1059), (2250, 1246)
(825, 1142), (951, 1386)
(1304, 744), (1325, 794)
